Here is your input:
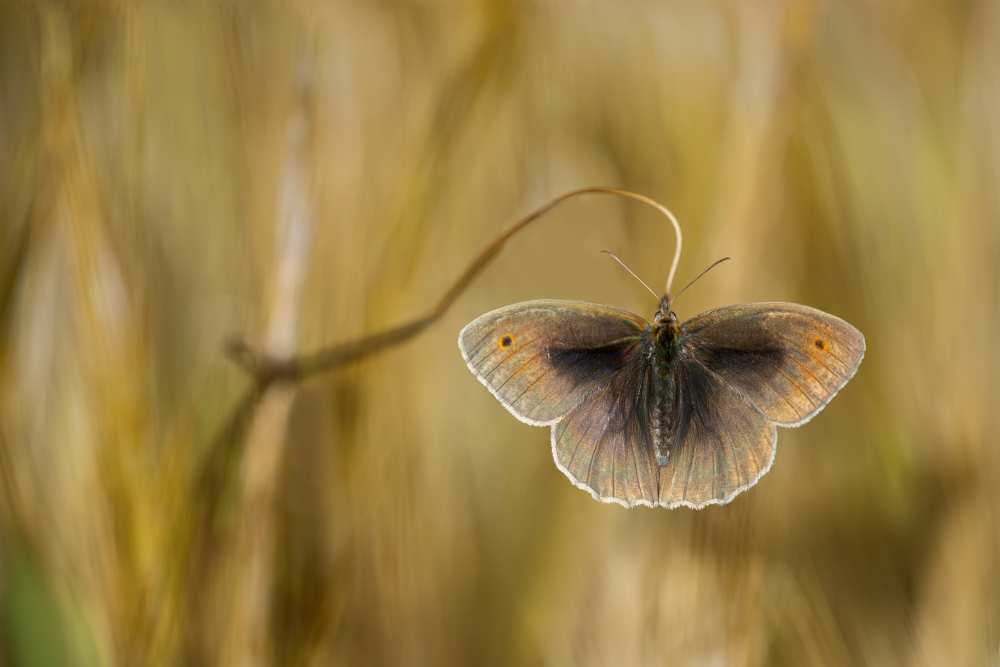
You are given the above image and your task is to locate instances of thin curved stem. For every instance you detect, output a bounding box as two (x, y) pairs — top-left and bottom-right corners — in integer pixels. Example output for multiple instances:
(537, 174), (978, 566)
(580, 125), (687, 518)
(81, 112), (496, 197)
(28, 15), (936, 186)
(227, 185), (684, 384)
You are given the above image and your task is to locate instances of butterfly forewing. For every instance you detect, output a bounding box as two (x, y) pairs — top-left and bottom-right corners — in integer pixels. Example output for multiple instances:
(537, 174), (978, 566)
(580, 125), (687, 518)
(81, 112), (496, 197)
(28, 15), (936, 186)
(681, 303), (865, 427)
(458, 300), (646, 425)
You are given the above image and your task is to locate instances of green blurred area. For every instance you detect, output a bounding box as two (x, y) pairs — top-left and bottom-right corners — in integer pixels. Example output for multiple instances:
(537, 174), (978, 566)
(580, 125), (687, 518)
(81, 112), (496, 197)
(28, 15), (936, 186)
(1, 1), (998, 665)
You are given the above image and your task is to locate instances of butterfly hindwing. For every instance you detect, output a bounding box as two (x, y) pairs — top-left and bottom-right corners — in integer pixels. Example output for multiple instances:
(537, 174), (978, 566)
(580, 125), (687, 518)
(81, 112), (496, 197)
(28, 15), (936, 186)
(551, 353), (660, 507)
(553, 353), (777, 509)
(656, 358), (777, 508)
(681, 302), (866, 427)
(458, 300), (646, 425)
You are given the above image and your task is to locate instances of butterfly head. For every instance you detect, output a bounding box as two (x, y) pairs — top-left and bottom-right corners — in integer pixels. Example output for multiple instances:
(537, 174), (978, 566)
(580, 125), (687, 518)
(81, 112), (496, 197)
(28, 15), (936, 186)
(653, 295), (675, 322)
(652, 295), (680, 339)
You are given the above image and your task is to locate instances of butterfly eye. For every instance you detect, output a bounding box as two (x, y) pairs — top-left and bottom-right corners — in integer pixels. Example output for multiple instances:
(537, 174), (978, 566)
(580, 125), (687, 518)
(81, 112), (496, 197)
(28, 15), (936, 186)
(498, 335), (514, 349)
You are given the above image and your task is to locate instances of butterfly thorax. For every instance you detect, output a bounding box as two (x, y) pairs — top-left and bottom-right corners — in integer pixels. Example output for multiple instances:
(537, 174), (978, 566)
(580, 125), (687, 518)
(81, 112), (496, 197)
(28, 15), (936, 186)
(650, 296), (681, 369)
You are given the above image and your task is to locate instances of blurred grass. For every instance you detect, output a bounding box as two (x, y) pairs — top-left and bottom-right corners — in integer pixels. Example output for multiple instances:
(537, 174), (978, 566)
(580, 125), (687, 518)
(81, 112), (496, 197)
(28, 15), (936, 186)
(1, 1), (999, 665)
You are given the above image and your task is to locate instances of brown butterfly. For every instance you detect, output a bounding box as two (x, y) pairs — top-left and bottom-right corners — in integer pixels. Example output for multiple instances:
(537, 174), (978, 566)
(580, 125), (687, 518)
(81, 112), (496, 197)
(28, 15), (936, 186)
(458, 246), (865, 509)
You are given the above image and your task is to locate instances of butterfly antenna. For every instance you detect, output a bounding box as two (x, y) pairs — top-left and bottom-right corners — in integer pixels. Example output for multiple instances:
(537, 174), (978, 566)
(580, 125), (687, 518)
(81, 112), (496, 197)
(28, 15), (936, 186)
(673, 256), (732, 301)
(601, 250), (659, 300)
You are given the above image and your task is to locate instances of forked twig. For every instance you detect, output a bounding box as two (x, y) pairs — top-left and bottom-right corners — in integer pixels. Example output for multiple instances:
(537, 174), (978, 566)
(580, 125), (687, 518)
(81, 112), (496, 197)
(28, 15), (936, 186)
(225, 185), (684, 385)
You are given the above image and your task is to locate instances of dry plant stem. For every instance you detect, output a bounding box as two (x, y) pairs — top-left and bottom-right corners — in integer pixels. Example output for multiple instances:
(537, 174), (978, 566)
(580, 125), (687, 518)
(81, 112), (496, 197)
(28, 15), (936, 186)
(224, 55), (318, 666)
(203, 185), (679, 659)
(226, 186), (682, 386)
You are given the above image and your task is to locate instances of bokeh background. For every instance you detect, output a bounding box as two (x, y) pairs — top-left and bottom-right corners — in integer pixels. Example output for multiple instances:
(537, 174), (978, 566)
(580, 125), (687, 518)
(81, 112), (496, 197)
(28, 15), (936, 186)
(1, 1), (999, 665)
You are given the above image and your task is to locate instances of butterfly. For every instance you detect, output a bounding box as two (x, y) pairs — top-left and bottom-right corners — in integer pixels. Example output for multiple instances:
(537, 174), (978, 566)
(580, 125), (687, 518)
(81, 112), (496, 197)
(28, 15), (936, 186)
(458, 257), (865, 509)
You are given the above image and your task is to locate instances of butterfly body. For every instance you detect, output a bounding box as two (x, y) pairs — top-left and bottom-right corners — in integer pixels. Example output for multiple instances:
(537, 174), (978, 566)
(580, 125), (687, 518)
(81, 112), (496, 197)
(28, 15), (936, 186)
(638, 300), (681, 465)
(459, 296), (864, 509)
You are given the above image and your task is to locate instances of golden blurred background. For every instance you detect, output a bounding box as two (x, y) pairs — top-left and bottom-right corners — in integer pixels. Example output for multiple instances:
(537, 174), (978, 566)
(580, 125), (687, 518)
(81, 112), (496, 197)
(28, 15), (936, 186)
(1, 1), (998, 665)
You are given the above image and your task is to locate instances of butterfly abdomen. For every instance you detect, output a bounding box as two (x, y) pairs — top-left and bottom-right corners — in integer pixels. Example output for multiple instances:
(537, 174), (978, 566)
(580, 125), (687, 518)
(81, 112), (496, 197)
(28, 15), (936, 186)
(650, 396), (668, 466)
(650, 342), (674, 467)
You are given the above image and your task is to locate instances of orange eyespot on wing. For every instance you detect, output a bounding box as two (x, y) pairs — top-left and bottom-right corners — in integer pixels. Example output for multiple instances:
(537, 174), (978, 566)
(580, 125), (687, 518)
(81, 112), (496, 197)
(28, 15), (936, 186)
(498, 334), (514, 349)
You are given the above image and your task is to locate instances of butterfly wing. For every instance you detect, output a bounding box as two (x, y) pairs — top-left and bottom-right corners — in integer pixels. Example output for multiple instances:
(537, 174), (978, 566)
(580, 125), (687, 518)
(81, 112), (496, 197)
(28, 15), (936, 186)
(458, 300), (647, 426)
(553, 354), (777, 508)
(654, 359), (777, 507)
(681, 302), (866, 427)
(550, 351), (661, 507)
